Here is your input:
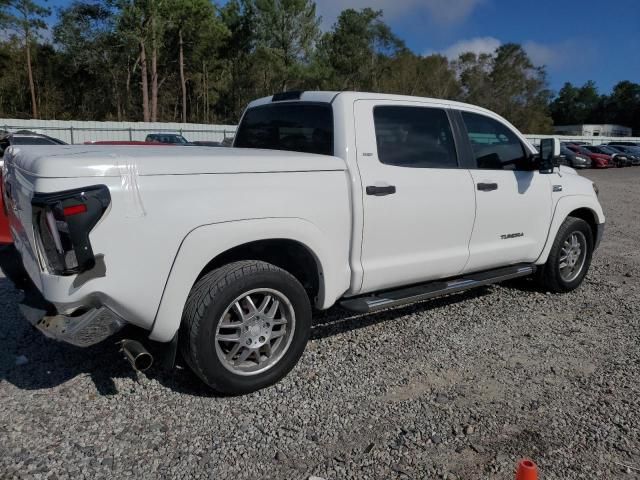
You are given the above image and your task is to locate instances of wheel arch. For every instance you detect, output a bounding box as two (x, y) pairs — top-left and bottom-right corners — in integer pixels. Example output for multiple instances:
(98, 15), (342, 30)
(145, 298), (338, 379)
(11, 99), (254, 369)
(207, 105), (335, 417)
(536, 195), (604, 266)
(149, 218), (349, 343)
(195, 238), (321, 303)
(567, 207), (599, 243)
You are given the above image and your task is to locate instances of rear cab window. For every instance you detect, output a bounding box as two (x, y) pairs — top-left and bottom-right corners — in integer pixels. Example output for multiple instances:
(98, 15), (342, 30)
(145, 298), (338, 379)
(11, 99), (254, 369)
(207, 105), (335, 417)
(234, 103), (334, 156)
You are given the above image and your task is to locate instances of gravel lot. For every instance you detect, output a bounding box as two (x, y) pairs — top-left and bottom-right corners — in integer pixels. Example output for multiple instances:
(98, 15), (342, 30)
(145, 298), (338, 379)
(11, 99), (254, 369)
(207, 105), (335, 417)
(1, 167), (639, 480)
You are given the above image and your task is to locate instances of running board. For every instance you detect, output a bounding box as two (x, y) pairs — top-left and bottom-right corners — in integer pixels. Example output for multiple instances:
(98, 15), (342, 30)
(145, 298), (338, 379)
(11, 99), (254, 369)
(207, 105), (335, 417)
(340, 264), (536, 313)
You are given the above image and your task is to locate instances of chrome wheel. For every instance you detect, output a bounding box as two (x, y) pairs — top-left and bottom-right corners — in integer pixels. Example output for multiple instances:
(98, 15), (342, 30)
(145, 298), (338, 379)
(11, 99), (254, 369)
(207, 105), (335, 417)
(559, 231), (587, 282)
(215, 288), (296, 376)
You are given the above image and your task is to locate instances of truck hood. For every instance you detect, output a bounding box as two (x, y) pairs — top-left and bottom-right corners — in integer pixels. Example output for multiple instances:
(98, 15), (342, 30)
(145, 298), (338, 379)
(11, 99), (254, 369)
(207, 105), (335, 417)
(558, 165), (577, 175)
(3, 145), (346, 178)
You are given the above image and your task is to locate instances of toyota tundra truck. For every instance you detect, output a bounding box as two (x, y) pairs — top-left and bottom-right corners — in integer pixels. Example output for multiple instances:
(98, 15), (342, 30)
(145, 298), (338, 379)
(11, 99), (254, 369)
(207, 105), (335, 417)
(1, 91), (604, 394)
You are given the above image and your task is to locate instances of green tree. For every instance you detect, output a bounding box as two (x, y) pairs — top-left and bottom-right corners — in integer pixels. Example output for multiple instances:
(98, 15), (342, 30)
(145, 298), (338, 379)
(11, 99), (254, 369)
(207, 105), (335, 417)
(1, 0), (51, 118)
(488, 44), (552, 132)
(379, 52), (460, 99)
(163, 0), (227, 122)
(455, 52), (494, 108)
(550, 80), (604, 126)
(456, 44), (552, 132)
(549, 82), (580, 125)
(54, 1), (135, 120)
(607, 81), (640, 133)
(253, 0), (319, 91)
(217, 0), (256, 121)
(116, 0), (170, 121)
(317, 8), (404, 91)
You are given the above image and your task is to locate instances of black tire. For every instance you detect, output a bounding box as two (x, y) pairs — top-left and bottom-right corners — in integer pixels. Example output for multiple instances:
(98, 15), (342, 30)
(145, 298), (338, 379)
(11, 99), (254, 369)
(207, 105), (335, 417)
(180, 260), (311, 395)
(537, 217), (593, 293)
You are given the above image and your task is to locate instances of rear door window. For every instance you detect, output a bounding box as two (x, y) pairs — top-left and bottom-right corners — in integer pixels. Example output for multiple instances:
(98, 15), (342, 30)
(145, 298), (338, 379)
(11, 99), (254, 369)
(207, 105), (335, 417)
(373, 106), (458, 168)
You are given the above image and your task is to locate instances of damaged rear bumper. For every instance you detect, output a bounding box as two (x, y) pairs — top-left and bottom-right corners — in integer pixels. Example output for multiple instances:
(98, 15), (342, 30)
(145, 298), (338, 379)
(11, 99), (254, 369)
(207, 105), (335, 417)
(2, 245), (126, 347)
(20, 297), (126, 347)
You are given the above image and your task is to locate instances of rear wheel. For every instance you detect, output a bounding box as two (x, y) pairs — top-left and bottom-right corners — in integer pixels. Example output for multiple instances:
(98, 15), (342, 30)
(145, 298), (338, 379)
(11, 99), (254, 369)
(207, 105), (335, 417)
(180, 260), (311, 395)
(537, 217), (593, 293)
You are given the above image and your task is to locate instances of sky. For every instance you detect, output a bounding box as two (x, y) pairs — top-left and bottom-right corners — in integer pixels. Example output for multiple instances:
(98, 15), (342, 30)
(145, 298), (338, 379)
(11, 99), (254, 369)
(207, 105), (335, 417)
(42, 0), (640, 95)
(314, 0), (640, 94)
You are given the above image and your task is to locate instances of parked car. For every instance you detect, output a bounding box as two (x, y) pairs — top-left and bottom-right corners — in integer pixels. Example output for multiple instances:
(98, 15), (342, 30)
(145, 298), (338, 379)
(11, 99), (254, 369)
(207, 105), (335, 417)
(565, 143), (612, 168)
(1, 130), (66, 153)
(583, 145), (632, 167)
(607, 145), (640, 166)
(3, 91), (604, 394)
(145, 133), (191, 145)
(559, 145), (591, 169)
(606, 141), (640, 147)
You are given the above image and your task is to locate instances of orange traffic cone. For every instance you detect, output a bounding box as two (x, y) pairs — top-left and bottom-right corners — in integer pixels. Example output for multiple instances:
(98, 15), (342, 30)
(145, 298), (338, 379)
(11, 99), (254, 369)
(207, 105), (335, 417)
(516, 459), (538, 480)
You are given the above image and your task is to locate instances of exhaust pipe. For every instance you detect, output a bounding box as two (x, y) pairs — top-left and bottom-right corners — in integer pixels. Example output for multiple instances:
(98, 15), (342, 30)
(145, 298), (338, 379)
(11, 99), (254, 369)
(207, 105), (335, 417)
(120, 339), (153, 371)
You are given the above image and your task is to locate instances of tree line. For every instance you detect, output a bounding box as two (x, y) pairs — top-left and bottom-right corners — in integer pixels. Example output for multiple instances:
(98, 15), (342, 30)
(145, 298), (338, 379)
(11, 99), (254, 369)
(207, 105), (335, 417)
(550, 80), (640, 133)
(1, 0), (638, 134)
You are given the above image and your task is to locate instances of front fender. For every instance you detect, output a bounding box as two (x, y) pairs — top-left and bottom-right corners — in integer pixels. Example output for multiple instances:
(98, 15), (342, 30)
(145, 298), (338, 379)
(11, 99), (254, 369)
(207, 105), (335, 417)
(535, 194), (605, 265)
(149, 217), (350, 342)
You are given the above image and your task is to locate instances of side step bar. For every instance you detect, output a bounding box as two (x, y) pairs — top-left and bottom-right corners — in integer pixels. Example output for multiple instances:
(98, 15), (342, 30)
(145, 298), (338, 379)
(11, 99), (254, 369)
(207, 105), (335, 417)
(340, 264), (536, 313)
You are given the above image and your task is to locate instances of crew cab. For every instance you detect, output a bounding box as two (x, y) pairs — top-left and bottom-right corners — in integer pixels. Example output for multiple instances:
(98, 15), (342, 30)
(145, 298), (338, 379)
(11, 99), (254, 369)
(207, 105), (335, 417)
(2, 91), (605, 394)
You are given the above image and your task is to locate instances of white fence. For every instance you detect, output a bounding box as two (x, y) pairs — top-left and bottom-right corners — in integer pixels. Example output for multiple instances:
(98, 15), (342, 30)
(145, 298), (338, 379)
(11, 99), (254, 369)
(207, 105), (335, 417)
(1, 118), (638, 146)
(524, 134), (640, 147)
(0, 118), (237, 145)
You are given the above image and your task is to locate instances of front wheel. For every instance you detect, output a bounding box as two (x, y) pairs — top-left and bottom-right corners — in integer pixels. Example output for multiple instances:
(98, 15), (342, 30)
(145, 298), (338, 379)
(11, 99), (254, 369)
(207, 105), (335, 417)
(180, 260), (312, 395)
(537, 217), (593, 293)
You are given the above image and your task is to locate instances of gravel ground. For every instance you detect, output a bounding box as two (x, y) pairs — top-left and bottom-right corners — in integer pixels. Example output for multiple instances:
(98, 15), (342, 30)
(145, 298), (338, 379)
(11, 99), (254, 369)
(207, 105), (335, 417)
(1, 167), (639, 480)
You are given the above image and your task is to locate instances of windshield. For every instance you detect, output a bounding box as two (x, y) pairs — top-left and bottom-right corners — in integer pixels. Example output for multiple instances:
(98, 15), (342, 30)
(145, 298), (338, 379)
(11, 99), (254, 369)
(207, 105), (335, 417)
(234, 102), (334, 156)
(560, 146), (573, 155)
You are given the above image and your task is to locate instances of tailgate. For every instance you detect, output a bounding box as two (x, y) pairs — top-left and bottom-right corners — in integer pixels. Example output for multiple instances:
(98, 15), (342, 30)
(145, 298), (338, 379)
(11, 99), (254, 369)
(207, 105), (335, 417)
(0, 165), (12, 244)
(2, 152), (42, 288)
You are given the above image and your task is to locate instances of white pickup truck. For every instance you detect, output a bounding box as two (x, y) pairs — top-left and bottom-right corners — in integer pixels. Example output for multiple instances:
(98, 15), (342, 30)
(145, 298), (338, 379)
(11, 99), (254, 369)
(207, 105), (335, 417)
(2, 91), (604, 394)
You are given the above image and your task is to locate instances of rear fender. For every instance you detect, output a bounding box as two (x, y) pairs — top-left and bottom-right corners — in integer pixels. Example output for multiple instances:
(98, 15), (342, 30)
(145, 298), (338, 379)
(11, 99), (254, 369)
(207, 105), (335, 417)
(149, 217), (348, 343)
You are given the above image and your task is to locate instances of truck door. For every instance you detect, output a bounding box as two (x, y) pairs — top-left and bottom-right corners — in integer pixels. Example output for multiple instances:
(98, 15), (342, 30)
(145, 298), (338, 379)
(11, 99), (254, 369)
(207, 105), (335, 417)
(354, 100), (476, 294)
(457, 110), (553, 272)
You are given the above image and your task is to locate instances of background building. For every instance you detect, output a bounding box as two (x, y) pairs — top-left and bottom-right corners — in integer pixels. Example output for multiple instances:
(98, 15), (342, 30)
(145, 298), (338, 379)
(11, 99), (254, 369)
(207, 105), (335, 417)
(553, 124), (632, 137)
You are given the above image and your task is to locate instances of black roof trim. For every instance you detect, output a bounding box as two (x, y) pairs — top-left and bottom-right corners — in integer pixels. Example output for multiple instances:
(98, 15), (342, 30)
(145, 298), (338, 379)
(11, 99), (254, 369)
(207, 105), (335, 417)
(272, 91), (304, 102)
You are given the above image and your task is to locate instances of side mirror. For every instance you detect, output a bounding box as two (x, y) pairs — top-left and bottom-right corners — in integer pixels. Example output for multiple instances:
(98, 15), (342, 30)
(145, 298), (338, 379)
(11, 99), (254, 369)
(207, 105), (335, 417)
(539, 138), (560, 174)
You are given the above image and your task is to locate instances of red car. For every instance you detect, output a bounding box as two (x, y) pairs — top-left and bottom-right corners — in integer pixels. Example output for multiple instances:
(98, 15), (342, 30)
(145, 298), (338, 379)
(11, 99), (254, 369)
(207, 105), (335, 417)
(565, 144), (613, 168)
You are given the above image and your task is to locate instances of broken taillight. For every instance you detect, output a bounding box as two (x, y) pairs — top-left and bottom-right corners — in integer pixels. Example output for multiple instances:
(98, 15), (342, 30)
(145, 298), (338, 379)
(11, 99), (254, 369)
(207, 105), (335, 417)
(32, 185), (111, 275)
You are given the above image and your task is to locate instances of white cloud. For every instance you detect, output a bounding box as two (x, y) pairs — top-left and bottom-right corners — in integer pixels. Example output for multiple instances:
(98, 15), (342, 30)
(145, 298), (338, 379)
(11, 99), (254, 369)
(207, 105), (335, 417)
(438, 36), (501, 59)
(523, 41), (558, 67)
(523, 39), (595, 70)
(316, 0), (484, 28)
